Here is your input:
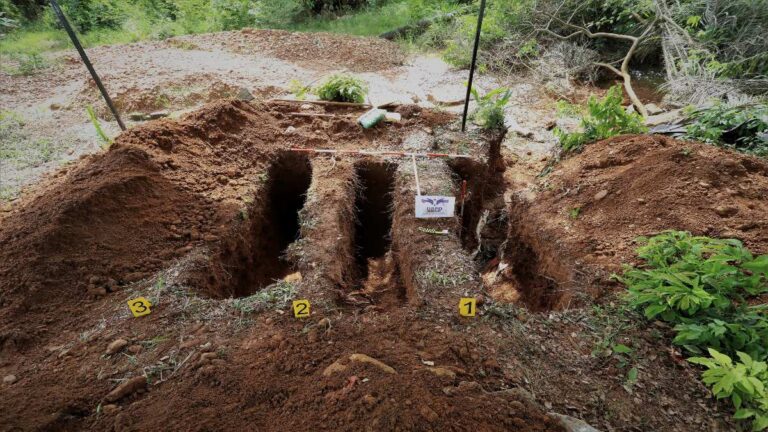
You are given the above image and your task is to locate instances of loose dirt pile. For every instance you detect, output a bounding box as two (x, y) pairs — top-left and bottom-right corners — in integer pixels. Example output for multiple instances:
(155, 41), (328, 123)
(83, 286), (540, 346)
(495, 134), (768, 310)
(175, 29), (406, 72)
(0, 101), (741, 431)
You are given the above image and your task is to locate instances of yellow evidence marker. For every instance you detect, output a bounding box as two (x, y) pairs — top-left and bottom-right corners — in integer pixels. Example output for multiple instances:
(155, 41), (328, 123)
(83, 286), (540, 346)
(127, 297), (152, 318)
(459, 297), (476, 317)
(292, 300), (311, 318)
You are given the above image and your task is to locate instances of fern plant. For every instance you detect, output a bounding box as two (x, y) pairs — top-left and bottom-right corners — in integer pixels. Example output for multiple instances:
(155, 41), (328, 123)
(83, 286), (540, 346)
(555, 85), (647, 152)
(619, 231), (768, 323)
(314, 74), (368, 103)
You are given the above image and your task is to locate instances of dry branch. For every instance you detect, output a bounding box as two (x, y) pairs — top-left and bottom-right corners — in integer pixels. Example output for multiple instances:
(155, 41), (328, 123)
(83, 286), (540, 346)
(540, 13), (658, 117)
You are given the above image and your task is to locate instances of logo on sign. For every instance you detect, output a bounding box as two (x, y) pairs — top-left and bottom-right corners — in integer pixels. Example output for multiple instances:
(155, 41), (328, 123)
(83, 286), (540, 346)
(415, 196), (456, 218)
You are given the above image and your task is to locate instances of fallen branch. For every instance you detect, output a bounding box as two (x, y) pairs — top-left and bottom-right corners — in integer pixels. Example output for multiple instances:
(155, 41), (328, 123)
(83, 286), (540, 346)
(540, 13), (658, 117)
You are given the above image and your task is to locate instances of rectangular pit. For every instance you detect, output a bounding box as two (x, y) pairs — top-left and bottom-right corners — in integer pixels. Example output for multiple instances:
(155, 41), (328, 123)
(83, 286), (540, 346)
(193, 152), (312, 298)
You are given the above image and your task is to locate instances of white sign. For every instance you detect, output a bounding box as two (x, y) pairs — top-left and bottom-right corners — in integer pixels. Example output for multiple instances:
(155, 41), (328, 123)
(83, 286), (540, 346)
(415, 196), (456, 218)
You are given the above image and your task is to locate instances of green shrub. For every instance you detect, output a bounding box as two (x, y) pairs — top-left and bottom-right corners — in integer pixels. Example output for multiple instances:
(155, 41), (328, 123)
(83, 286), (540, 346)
(684, 103), (768, 156)
(211, 0), (256, 30)
(55, 0), (127, 32)
(620, 231), (768, 430)
(554, 85), (647, 152)
(314, 74), (368, 103)
(620, 231), (768, 324)
(471, 86), (510, 130)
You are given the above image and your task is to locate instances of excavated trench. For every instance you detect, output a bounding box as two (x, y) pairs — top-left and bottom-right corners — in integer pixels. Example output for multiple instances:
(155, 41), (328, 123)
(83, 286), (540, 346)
(449, 135), (569, 311)
(352, 161), (401, 291)
(196, 153), (312, 298)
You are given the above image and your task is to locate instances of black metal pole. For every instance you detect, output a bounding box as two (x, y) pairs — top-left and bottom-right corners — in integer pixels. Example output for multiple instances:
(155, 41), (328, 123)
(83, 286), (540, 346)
(461, 0), (487, 132)
(49, 0), (126, 131)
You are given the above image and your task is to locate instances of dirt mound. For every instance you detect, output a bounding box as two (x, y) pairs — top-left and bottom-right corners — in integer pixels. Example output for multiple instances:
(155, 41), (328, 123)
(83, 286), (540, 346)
(183, 29), (406, 72)
(0, 146), (213, 347)
(498, 134), (768, 309)
(91, 311), (563, 432)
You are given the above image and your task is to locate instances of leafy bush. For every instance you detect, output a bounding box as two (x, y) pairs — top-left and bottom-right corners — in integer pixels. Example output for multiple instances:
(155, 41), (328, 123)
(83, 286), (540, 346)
(554, 85), (647, 152)
(55, 0), (127, 32)
(684, 103), (768, 156)
(1, 9), (19, 38)
(314, 74), (368, 103)
(211, 0), (255, 30)
(620, 231), (768, 324)
(470, 86), (510, 130)
(620, 231), (768, 430)
(689, 349), (768, 431)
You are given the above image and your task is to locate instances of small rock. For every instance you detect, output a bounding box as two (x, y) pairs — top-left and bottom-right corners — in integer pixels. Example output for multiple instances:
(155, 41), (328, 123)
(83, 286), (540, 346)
(323, 359), (348, 376)
(283, 272), (302, 283)
(593, 189), (609, 201)
(699, 181), (711, 188)
(147, 110), (169, 120)
(317, 317), (331, 329)
(126, 345), (143, 354)
(179, 338), (198, 350)
(645, 103), (664, 115)
(88, 286), (108, 297)
(3, 374), (17, 385)
(106, 339), (129, 355)
(714, 205), (739, 218)
(105, 376), (146, 402)
(50, 103), (62, 110)
(362, 393), (377, 407)
(200, 352), (218, 362)
(418, 404), (439, 423)
(636, 198), (646, 204)
(102, 404), (119, 414)
(550, 413), (601, 432)
(425, 367), (456, 379)
(284, 126), (297, 135)
(236, 87), (255, 102)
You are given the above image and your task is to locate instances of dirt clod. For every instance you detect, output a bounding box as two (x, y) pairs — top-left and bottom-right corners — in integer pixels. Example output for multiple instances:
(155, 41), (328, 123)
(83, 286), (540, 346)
(349, 353), (397, 374)
(105, 376), (147, 403)
(106, 339), (129, 355)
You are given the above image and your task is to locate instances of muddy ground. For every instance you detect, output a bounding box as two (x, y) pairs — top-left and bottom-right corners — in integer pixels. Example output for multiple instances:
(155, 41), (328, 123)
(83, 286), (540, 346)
(2, 30), (765, 431)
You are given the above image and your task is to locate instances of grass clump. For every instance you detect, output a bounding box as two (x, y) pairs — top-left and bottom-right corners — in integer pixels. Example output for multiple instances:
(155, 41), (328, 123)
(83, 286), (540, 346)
(314, 74), (368, 103)
(1, 52), (50, 75)
(230, 280), (297, 314)
(470, 86), (510, 131)
(554, 85), (647, 152)
(618, 230), (768, 431)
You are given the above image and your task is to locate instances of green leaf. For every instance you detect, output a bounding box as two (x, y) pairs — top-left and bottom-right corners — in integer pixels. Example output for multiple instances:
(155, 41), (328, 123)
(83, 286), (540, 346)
(612, 344), (633, 354)
(627, 367), (638, 383)
(735, 409), (755, 420)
